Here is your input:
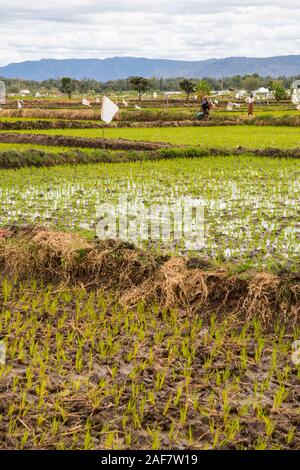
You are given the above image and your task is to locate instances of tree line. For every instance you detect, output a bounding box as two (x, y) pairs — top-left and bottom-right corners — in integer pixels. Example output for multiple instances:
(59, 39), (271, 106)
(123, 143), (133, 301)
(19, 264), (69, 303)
(1, 74), (299, 99)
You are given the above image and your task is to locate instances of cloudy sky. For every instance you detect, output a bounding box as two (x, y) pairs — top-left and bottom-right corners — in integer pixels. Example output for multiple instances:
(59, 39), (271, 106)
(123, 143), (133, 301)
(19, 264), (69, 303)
(0, 0), (299, 66)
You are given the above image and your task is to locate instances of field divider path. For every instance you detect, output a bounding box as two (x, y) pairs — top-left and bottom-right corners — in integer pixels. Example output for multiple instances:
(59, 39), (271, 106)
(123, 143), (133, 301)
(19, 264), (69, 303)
(0, 132), (300, 160)
(0, 226), (299, 330)
(0, 119), (239, 129)
(1, 118), (300, 128)
(0, 132), (173, 151)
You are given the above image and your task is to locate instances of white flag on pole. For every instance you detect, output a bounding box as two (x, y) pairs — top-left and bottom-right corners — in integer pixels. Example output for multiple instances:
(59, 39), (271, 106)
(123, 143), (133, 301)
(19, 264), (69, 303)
(17, 100), (23, 109)
(82, 98), (90, 106)
(122, 99), (128, 107)
(101, 96), (119, 124)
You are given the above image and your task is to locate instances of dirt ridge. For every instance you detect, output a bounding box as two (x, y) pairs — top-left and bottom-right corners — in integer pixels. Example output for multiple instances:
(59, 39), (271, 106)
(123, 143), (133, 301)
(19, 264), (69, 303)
(0, 226), (299, 329)
(0, 132), (172, 151)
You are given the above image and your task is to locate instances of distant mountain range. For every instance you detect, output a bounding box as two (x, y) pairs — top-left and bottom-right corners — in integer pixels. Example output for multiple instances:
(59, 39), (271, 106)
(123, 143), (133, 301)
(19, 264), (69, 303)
(1, 55), (300, 81)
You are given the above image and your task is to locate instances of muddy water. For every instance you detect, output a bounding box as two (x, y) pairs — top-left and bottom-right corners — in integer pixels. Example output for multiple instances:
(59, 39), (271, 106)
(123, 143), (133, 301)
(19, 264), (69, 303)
(0, 156), (299, 266)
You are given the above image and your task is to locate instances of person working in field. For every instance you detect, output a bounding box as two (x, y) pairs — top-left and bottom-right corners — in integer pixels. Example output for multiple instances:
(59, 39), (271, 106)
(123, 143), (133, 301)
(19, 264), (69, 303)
(201, 96), (211, 119)
(246, 93), (255, 116)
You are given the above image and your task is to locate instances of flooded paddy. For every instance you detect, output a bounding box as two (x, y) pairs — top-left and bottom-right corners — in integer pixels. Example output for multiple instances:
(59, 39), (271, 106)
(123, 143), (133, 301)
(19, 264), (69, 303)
(0, 155), (299, 268)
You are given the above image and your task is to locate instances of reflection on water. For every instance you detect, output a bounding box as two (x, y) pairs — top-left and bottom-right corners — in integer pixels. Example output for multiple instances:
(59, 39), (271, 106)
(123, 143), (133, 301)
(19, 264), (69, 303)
(0, 157), (299, 265)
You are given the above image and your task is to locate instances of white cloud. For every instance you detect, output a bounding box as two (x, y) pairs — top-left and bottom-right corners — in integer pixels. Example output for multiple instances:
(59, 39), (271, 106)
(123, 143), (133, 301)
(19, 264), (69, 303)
(0, 0), (299, 65)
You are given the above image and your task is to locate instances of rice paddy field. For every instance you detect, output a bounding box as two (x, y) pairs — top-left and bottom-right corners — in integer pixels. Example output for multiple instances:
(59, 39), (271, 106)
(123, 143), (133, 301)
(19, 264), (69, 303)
(0, 156), (299, 270)
(0, 97), (299, 450)
(0, 277), (299, 450)
(4, 125), (300, 148)
(0, 143), (81, 153)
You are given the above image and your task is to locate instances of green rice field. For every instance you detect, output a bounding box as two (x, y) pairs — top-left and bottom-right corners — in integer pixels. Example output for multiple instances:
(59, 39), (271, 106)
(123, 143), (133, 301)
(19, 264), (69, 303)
(0, 97), (300, 451)
(3, 126), (299, 148)
(0, 155), (299, 270)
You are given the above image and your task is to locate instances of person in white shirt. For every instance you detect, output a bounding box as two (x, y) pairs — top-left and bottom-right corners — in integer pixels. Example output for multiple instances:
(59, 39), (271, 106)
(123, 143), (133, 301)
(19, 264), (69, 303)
(246, 93), (255, 116)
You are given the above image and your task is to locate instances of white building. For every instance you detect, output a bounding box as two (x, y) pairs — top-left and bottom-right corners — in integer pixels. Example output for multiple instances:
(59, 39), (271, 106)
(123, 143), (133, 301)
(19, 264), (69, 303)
(235, 90), (247, 99)
(256, 87), (269, 94)
(254, 87), (271, 100)
(291, 80), (300, 97)
(20, 89), (31, 95)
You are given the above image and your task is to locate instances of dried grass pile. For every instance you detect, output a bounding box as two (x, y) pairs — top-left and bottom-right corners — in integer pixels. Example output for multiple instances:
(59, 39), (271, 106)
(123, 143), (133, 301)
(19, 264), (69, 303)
(0, 227), (298, 329)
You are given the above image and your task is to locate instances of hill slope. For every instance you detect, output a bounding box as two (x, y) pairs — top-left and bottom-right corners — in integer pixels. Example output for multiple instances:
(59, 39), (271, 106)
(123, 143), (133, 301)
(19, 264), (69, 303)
(1, 55), (300, 80)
